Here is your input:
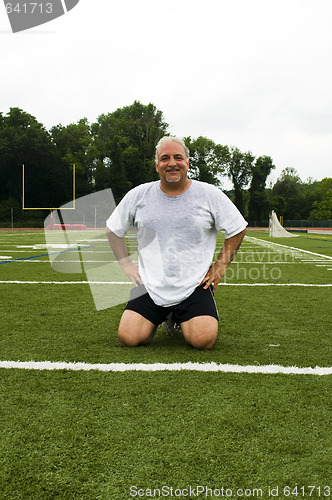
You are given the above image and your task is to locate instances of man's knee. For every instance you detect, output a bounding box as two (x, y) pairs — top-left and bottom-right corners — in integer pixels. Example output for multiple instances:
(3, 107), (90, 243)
(118, 329), (141, 347)
(181, 316), (218, 350)
(190, 330), (217, 350)
(117, 310), (156, 347)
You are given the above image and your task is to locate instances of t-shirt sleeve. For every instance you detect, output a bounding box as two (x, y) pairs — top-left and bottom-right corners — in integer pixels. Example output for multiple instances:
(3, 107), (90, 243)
(106, 190), (135, 237)
(211, 187), (248, 239)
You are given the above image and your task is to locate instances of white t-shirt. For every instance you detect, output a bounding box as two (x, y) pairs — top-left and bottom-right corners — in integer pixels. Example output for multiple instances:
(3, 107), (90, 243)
(106, 180), (247, 306)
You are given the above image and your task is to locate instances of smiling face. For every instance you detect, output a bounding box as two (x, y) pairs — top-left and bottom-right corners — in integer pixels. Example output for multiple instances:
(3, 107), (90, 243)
(155, 140), (190, 188)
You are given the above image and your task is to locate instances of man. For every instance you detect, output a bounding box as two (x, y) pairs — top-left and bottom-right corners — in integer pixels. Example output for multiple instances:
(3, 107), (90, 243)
(106, 136), (247, 350)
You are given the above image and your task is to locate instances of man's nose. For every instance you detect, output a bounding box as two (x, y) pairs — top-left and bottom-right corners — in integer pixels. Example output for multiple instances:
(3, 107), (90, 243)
(168, 156), (177, 166)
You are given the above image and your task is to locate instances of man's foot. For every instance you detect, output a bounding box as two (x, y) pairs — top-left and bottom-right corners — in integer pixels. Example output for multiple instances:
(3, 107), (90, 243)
(162, 313), (181, 336)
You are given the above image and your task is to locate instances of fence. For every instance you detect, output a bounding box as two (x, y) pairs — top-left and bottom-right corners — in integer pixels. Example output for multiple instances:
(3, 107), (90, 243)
(247, 220), (332, 228)
(1, 208), (332, 230)
(0, 209), (47, 229)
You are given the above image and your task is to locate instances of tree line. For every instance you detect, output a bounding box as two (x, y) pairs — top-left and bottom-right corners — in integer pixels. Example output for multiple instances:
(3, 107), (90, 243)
(0, 102), (331, 226)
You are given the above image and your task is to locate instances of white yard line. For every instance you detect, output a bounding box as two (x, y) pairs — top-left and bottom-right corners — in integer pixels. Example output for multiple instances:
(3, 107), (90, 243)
(3, 260), (305, 265)
(0, 281), (331, 286)
(217, 283), (332, 286)
(0, 281), (132, 284)
(0, 281), (332, 286)
(11, 260), (120, 263)
(247, 236), (332, 260)
(0, 360), (330, 375)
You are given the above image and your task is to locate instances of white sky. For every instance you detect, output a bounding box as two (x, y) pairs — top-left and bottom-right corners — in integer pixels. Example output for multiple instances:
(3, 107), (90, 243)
(1, 0), (332, 187)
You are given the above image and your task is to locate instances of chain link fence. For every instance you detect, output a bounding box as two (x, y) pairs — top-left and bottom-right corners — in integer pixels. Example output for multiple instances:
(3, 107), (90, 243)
(247, 220), (332, 228)
(1, 203), (332, 230)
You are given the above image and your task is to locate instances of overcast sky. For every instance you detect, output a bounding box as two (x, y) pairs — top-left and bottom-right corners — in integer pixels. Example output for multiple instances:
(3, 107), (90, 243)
(1, 0), (332, 187)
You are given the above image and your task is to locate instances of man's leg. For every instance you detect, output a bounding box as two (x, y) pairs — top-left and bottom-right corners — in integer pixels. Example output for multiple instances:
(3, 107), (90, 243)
(118, 309), (157, 347)
(180, 315), (218, 350)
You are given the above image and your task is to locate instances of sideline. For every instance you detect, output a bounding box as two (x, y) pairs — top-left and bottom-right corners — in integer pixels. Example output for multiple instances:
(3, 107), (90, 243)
(0, 281), (331, 286)
(0, 246), (94, 265)
(246, 236), (332, 260)
(0, 360), (331, 375)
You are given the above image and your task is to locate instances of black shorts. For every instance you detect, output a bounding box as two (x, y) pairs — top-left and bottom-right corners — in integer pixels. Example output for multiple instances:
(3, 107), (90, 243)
(124, 284), (219, 326)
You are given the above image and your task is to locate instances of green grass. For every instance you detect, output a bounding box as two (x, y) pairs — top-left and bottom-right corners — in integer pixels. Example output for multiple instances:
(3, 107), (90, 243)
(0, 230), (331, 499)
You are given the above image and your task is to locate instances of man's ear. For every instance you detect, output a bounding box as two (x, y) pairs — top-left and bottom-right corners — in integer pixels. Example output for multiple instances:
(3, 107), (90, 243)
(155, 161), (159, 173)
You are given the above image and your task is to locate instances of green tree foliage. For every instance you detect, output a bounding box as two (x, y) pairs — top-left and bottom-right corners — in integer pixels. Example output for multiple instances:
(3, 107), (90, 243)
(0, 108), (65, 209)
(50, 118), (95, 198)
(248, 156), (275, 221)
(271, 167), (306, 219)
(1, 103), (331, 225)
(309, 178), (332, 219)
(92, 101), (168, 202)
(184, 136), (228, 185)
(226, 147), (255, 215)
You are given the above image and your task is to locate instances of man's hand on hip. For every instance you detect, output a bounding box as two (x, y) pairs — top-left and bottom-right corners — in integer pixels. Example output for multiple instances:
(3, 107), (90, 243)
(200, 262), (226, 292)
(119, 258), (142, 287)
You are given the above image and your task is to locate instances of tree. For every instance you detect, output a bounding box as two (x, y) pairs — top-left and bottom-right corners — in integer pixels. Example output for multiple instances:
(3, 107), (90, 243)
(309, 178), (332, 220)
(309, 190), (332, 219)
(226, 147), (254, 215)
(183, 136), (228, 186)
(248, 155), (275, 221)
(50, 118), (95, 198)
(271, 168), (305, 219)
(91, 101), (168, 202)
(0, 108), (64, 210)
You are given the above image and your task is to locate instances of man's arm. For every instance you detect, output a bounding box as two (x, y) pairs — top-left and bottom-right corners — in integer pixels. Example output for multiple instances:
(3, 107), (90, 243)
(200, 228), (246, 292)
(105, 227), (142, 286)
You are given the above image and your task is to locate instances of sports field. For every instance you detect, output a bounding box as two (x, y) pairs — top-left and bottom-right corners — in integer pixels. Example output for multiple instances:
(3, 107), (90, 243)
(0, 229), (331, 499)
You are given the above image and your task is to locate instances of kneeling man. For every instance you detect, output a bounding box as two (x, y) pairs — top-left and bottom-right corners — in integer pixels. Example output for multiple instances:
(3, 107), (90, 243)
(106, 136), (247, 350)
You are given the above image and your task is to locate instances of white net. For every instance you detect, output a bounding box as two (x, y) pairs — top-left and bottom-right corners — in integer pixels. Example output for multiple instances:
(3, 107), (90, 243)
(269, 210), (298, 237)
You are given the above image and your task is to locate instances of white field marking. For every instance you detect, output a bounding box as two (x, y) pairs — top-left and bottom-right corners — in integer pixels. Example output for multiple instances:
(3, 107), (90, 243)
(0, 250), (113, 254)
(16, 245), (38, 248)
(0, 281), (131, 284)
(237, 251), (285, 254)
(12, 260), (122, 263)
(72, 251), (118, 254)
(10, 260), (297, 265)
(34, 244), (83, 249)
(80, 239), (108, 242)
(0, 360), (330, 376)
(14, 244), (90, 250)
(300, 259), (326, 264)
(0, 250), (42, 253)
(217, 283), (332, 287)
(0, 281), (331, 287)
(0, 256), (12, 259)
(230, 262), (301, 265)
(246, 236), (332, 261)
